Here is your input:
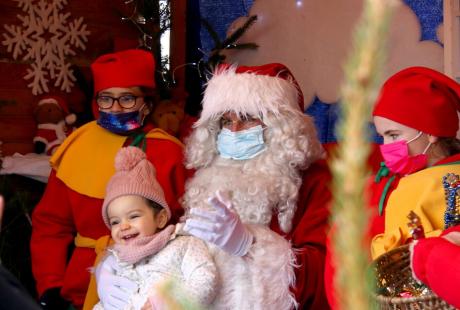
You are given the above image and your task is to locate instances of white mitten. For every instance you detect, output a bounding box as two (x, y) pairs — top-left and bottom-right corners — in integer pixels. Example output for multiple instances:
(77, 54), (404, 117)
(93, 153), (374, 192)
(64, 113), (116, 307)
(184, 190), (253, 256)
(95, 254), (138, 310)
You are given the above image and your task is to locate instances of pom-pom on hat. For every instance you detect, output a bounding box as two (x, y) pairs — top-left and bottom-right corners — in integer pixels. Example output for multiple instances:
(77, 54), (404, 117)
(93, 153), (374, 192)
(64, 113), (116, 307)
(373, 66), (460, 137)
(195, 63), (304, 126)
(37, 95), (76, 125)
(101, 146), (170, 228)
(91, 49), (156, 94)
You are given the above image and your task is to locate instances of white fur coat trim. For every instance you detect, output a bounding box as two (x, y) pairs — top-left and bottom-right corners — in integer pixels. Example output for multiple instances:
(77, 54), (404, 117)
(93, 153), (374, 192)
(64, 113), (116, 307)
(210, 224), (298, 310)
(196, 67), (302, 127)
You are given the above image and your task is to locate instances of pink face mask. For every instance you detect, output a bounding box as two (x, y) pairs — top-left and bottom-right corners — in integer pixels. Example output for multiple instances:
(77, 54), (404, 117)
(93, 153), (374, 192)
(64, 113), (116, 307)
(379, 132), (431, 175)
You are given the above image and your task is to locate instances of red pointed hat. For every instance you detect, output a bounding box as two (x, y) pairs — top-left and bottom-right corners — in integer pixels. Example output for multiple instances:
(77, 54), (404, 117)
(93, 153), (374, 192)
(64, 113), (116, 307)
(91, 49), (156, 94)
(196, 63), (304, 126)
(373, 66), (460, 137)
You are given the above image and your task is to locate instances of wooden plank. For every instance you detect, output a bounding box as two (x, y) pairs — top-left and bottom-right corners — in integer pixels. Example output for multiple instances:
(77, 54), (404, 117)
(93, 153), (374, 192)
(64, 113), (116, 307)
(0, 63), (31, 90)
(1, 142), (34, 156)
(0, 0), (153, 155)
(0, 117), (36, 142)
(0, 90), (34, 116)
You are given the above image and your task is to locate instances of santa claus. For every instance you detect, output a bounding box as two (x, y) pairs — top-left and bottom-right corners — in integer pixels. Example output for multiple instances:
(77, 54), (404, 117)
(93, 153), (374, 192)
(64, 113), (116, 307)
(182, 63), (331, 309)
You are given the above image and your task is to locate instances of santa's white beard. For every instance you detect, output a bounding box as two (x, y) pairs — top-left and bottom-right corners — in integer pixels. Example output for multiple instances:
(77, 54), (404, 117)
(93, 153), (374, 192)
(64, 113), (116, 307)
(182, 151), (300, 232)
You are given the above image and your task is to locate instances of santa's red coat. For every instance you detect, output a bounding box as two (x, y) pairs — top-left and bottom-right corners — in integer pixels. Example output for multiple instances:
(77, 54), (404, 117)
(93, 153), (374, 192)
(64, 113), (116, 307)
(270, 159), (332, 309)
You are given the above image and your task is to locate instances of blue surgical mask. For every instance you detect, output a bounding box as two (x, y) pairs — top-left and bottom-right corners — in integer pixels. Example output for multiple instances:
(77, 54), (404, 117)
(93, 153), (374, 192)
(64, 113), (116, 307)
(217, 125), (266, 160)
(97, 110), (143, 135)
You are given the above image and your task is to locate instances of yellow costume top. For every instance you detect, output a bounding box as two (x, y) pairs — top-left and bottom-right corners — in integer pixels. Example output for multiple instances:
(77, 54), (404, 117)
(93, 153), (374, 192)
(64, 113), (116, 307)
(371, 161), (460, 259)
(50, 121), (182, 199)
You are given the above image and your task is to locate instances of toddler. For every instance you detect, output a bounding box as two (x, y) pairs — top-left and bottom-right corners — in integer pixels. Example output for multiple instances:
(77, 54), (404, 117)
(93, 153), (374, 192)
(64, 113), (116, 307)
(93, 146), (218, 310)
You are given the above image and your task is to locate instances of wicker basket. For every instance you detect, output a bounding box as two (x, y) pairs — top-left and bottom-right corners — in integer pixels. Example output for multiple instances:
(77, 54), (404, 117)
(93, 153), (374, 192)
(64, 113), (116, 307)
(373, 244), (455, 310)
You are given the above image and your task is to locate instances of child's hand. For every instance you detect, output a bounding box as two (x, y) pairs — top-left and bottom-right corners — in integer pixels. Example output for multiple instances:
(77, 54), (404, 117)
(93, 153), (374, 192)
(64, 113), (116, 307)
(145, 290), (165, 310)
(141, 300), (153, 310)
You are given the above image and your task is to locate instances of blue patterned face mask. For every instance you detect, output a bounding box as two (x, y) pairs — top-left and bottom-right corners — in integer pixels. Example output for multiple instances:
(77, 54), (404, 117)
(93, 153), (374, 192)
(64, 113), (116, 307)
(217, 125), (266, 160)
(97, 110), (142, 135)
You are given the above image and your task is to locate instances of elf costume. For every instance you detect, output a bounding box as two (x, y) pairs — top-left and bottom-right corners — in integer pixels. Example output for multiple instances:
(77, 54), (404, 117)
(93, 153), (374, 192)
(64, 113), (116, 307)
(30, 49), (189, 309)
(325, 66), (460, 309)
(370, 66), (460, 259)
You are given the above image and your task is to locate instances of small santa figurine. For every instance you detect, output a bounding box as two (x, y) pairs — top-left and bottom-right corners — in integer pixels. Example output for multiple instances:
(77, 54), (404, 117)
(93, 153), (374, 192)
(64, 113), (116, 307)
(33, 95), (76, 155)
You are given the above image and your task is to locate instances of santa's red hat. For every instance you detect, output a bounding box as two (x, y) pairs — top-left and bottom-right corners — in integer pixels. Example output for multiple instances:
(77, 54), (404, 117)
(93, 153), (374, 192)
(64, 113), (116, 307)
(373, 66), (460, 137)
(38, 95), (76, 125)
(91, 49), (156, 94)
(196, 63), (304, 126)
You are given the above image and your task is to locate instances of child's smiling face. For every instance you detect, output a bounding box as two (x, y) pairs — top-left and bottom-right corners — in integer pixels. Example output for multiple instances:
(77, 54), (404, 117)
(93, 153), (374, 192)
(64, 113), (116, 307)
(107, 195), (167, 244)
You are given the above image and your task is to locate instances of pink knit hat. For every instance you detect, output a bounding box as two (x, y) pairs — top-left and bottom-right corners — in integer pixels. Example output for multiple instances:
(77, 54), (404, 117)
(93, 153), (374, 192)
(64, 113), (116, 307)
(102, 146), (170, 228)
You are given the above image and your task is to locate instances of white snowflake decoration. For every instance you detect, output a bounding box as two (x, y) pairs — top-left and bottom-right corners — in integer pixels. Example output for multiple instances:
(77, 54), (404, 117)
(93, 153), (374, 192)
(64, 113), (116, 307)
(2, 0), (90, 95)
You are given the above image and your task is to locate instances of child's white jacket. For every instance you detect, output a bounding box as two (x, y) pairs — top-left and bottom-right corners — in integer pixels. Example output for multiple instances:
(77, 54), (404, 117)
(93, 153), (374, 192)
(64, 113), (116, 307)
(93, 235), (218, 310)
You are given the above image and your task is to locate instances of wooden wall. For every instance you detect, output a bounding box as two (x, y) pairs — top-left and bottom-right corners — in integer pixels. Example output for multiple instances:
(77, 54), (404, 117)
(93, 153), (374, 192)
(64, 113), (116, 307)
(0, 0), (155, 156)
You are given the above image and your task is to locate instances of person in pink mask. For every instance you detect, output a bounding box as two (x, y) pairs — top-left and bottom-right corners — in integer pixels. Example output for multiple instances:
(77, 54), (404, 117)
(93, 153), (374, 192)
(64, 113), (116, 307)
(369, 66), (460, 259)
(325, 66), (460, 309)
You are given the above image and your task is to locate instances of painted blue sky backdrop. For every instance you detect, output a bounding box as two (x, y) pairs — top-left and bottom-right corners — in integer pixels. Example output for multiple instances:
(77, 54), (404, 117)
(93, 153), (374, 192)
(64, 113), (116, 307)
(403, 0), (443, 45)
(199, 0), (441, 143)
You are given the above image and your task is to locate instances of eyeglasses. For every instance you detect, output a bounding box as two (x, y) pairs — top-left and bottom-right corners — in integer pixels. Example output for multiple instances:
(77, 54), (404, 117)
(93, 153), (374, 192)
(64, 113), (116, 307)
(95, 94), (142, 109)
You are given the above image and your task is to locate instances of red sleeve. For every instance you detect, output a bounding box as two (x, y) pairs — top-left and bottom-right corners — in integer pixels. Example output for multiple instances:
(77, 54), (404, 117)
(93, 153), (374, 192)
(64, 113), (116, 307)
(441, 224), (460, 236)
(144, 138), (191, 224)
(412, 237), (460, 308)
(30, 170), (76, 295)
(271, 160), (332, 309)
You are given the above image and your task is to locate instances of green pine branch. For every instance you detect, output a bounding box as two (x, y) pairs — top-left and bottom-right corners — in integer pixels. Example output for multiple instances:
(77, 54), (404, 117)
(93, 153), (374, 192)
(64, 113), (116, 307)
(200, 18), (223, 49)
(201, 15), (258, 71)
(221, 15), (257, 48)
(225, 43), (259, 50)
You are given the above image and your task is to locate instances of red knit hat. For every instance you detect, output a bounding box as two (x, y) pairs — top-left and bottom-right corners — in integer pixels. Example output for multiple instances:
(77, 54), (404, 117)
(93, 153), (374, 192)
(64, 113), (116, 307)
(196, 63), (304, 126)
(37, 95), (76, 125)
(91, 49), (156, 94)
(102, 146), (170, 228)
(373, 66), (460, 137)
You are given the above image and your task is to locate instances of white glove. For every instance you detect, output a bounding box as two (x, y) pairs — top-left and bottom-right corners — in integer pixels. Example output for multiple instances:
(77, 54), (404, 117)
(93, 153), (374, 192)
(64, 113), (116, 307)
(184, 190), (254, 256)
(95, 254), (138, 310)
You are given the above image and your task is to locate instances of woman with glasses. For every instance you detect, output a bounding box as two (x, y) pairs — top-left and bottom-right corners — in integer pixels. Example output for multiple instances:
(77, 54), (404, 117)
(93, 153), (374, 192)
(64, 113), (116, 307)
(30, 49), (189, 310)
